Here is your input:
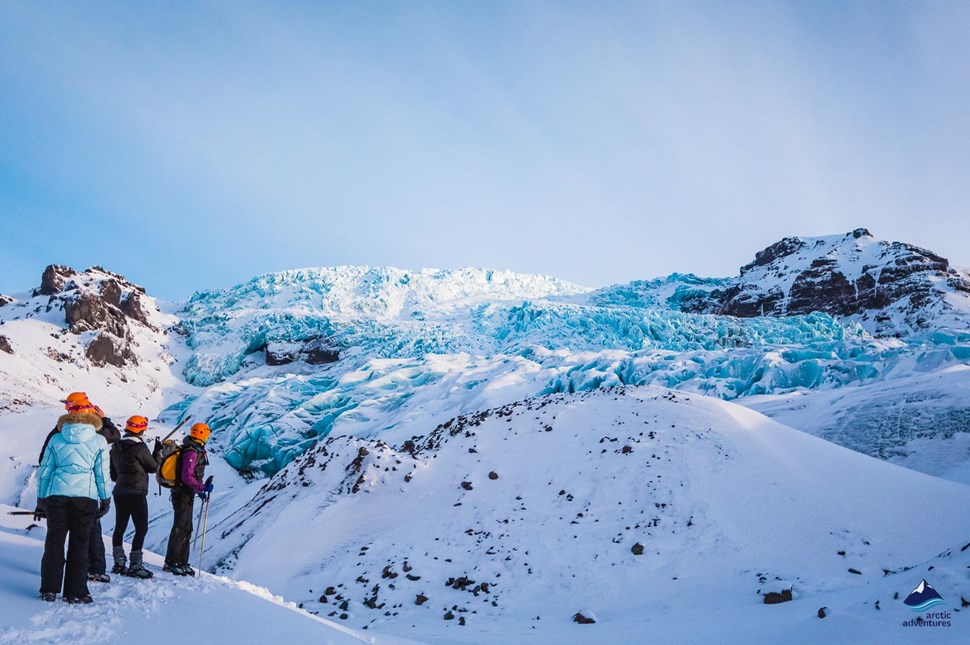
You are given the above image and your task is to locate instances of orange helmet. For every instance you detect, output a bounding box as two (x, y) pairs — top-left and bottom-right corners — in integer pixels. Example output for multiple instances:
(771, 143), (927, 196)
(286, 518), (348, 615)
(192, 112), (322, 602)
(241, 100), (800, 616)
(68, 402), (96, 414)
(190, 423), (211, 443)
(63, 392), (90, 410)
(125, 415), (149, 434)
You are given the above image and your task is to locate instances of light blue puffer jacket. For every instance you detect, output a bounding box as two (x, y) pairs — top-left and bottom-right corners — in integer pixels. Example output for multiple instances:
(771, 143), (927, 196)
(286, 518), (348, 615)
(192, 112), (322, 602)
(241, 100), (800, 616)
(37, 422), (111, 500)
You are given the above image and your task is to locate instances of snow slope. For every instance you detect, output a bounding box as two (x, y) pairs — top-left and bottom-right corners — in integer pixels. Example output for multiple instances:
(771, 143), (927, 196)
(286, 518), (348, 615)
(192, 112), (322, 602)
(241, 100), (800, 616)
(747, 364), (970, 484)
(0, 505), (414, 645)
(201, 387), (970, 643)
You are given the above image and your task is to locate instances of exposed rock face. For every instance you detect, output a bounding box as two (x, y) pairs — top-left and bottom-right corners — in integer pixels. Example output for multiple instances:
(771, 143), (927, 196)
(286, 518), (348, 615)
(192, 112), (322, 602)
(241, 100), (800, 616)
(84, 332), (134, 367)
(39, 265), (75, 296)
(0, 334), (12, 354)
(0, 294), (12, 308)
(64, 293), (128, 337)
(764, 589), (793, 605)
(679, 229), (970, 336)
(264, 337), (340, 367)
(35, 265), (159, 368)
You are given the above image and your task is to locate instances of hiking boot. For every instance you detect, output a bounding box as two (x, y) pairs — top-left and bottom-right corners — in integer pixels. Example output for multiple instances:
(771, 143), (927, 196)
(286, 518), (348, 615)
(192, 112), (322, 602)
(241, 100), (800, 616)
(112, 547), (127, 575)
(88, 573), (110, 583)
(64, 595), (94, 604)
(168, 564), (185, 576)
(170, 563), (195, 577)
(40, 592), (57, 602)
(126, 564), (153, 579)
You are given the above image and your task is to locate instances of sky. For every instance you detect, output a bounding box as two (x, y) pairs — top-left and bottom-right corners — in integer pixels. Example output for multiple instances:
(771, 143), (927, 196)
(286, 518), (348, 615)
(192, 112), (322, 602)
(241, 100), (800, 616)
(1, 1), (968, 301)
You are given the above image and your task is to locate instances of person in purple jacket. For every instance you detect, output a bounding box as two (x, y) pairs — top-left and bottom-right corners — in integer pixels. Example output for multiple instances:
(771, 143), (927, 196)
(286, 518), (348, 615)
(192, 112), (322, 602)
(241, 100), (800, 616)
(163, 423), (213, 576)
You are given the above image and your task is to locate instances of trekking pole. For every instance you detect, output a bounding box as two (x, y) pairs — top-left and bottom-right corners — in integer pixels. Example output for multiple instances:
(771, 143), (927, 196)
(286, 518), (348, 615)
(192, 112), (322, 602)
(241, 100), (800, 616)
(192, 501), (205, 549)
(198, 496), (211, 576)
(160, 416), (191, 443)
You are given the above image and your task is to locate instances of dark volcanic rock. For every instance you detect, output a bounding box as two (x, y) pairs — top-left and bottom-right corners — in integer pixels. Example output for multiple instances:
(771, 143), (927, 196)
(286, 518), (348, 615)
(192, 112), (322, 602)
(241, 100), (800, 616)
(39, 265), (75, 296)
(573, 611), (596, 624)
(64, 293), (129, 337)
(0, 294), (12, 307)
(265, 337), (340, 366)
(265, 342), (299, 366)
(0, 334), (12, 354)
(631, 543), (645, 556)
(85, 333), (135, 367)
(763, 589), (793, 604)
(740, 236), (807, 276)
(99, 279), (122, 307)
(119, 292), (152, 327)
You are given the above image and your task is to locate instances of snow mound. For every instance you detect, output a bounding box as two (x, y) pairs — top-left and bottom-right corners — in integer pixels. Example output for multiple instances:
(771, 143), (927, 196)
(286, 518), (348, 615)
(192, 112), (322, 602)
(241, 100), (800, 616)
(203, 386), (970, 643)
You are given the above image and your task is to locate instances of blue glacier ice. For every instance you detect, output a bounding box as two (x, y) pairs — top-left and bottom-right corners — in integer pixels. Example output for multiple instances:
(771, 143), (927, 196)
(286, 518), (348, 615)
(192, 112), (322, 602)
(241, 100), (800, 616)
(170, 267), (970, 475)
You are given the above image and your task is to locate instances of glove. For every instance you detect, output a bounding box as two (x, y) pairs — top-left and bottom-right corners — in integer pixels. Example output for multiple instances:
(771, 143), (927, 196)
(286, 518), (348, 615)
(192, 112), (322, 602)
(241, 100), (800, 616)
(98, 498), (111, 518)
(204, 482), (214, 494)
(34, 499), (47, 521)
(197, 491), (209, 501)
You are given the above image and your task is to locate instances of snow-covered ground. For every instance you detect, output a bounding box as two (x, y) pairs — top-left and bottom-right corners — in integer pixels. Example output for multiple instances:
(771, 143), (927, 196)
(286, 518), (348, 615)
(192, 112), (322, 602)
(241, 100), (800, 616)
(0, 505), (413, 644)
(199, 387), (970, 643)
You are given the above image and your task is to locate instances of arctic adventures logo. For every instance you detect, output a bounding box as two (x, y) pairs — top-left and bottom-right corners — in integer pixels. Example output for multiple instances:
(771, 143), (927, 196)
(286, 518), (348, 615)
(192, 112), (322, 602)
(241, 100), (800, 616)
(901, 579), (951, 628)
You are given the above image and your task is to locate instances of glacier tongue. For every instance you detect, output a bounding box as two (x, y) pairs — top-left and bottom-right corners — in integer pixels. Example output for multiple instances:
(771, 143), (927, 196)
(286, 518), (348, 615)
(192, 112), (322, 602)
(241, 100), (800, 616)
(169, 266), (970, 475)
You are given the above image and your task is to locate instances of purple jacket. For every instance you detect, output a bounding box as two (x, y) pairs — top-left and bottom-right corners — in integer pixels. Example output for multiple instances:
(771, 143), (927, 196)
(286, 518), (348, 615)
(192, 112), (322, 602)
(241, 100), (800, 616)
(179, 441), (207, 493)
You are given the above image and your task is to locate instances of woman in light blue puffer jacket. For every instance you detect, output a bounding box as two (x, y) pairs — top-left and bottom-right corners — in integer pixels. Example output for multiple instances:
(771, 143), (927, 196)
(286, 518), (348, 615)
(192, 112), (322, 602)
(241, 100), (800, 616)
(36, 405), (112, 604)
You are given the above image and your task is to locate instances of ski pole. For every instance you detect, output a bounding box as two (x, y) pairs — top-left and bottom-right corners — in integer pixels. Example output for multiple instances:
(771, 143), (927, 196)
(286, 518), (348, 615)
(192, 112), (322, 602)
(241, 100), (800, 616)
(198, 497), (210, 576)
(7, 511), (42, 516)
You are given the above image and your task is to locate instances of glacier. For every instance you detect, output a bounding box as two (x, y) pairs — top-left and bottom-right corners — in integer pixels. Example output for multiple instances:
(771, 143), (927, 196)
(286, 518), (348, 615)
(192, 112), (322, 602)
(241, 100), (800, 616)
(167, 266), (970, 475)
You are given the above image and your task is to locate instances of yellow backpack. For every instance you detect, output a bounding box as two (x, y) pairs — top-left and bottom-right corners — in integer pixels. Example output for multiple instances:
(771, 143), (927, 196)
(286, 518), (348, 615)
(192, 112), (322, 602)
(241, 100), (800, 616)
(156, 440), (181, 488)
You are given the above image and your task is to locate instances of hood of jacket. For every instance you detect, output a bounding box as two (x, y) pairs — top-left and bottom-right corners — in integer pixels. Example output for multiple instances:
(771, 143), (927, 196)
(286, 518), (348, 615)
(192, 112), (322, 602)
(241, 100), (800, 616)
(57, 411), (103, 432)
(59, 422), (97, 444)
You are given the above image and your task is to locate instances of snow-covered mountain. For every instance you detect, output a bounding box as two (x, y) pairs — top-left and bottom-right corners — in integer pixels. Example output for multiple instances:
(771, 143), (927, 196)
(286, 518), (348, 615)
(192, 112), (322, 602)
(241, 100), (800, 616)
(591, 228), (970, 337)
(1, 229), (969, 642)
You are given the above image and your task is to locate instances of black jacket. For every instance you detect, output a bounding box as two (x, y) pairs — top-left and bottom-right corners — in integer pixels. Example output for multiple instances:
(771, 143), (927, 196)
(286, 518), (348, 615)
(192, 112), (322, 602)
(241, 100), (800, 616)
(109, 434), (160, 495)
(38, 416), (121, 465)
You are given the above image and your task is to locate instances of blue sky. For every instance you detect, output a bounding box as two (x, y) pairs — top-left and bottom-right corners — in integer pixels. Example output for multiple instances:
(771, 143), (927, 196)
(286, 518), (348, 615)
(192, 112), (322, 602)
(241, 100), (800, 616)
(1, 1), (968, 300)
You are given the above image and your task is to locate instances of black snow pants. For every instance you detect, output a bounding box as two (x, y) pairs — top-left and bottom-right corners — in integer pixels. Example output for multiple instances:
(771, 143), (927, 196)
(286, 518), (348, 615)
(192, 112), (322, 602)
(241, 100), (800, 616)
(112, 493), (150, 551)
(40, 496), (98, 598)
(88, 517), (106, 575)
(164, 489), (195, 566)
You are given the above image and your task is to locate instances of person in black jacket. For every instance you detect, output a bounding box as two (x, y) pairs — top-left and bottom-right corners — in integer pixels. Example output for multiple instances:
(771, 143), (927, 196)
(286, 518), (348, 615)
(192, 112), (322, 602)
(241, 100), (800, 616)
(109, 415), (161, 579)
(38, 393), (121, 583)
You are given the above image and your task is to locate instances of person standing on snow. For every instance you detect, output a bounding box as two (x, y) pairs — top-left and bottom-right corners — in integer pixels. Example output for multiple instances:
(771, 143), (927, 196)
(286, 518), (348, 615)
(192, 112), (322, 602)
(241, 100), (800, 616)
(38, 392), (121, 584)
(35, 402), (112, 603)
(109, 415), (161, 579)
(163, 423), (214, 576)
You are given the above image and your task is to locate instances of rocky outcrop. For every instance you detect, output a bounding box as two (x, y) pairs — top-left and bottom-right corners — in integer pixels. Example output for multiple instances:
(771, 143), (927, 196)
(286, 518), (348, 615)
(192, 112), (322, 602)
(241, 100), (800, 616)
(0, 334), (12, 354)
(38, 265), (75, 296)
(0, 294), (12, 308)
(64, 292), (129, 337)
(678, 229), (970, 336)
(764, 589), (793, 605)
(34, 265), (160, 368)
(84, 332), (135, 367)
(264, 337), (340, 367)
